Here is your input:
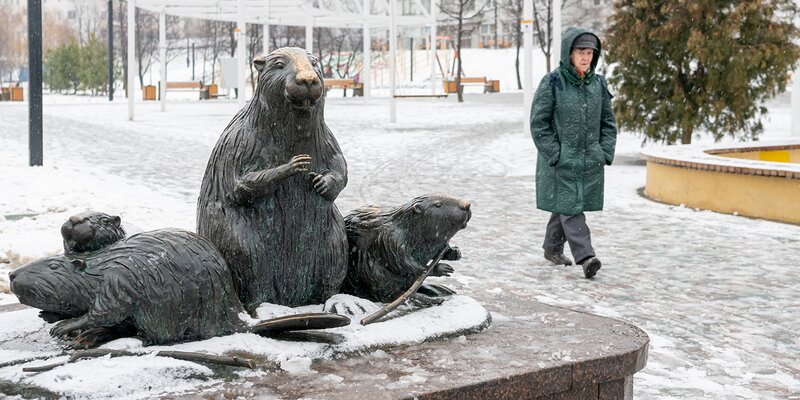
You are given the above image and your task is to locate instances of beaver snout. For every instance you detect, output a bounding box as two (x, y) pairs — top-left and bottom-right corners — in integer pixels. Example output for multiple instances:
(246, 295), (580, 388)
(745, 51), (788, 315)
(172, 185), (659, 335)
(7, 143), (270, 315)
(285, 72), (322, 111)
(459, 201), (472, 227)
(8, 269), (27, 299)
(62, 220), (94, 243)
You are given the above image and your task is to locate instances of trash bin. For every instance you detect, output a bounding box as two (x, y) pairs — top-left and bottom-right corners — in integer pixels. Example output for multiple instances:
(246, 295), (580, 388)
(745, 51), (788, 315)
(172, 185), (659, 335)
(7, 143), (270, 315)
(142, 85), (157, 101)
(443, 81), (458, 93)
(352, 83), (364, 97)
(10, 87), (23, 101)
(489, 80), (500, 93)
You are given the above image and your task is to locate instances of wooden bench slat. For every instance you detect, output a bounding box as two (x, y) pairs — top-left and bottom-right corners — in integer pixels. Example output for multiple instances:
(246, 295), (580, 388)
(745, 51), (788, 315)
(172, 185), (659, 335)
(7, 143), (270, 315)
(324, 79), (357, 88)
(459, 77), (487, 83)
(166, 82), (203, 90)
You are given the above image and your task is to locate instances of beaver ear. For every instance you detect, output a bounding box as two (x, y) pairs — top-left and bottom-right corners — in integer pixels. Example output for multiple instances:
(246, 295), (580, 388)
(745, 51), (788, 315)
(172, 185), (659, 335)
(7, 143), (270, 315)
(412, 203), (422, 214)
(253, 56), (267, 72)
(110, 216), (121, 227)
(71, 258), (86, 270)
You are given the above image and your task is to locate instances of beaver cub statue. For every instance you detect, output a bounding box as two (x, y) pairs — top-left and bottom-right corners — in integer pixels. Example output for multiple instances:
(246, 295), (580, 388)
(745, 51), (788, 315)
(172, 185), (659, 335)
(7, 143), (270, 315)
(60, 211), (142, 255)
(197, 47), (348, 310)
(9, 228), (349, 348)
(339, 194), (472, 304)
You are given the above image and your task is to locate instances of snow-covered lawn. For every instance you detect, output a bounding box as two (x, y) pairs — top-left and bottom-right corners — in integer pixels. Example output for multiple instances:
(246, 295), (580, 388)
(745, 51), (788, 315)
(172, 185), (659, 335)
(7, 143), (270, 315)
(1, 91), (798, 399)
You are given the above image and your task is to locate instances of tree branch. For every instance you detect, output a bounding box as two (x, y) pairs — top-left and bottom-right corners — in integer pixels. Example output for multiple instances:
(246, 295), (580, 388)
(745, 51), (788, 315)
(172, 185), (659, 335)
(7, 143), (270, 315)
(23, 349), (257, 372)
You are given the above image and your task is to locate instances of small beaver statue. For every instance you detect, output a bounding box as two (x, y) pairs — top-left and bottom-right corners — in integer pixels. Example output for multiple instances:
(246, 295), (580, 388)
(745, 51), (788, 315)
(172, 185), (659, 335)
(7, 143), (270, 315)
(340, 194), (472, 303)
(60, 211), (133, 255)
(9, 228), (349, 348)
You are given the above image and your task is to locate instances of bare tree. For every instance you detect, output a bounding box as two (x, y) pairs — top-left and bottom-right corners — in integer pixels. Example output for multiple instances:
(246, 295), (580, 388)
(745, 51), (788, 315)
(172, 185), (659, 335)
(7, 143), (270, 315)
(439, 0), (489, 102)
(322, 28), (362, 78)
(202, 20), (222, 83)
(270, 25), (304, 50)
(117, 0), (128, 95)
(315, 28), (362, 96)
(72, 0), (105, 46)
(247, 24), (263, 91)
(531, 0), (573, 72)
(159, 15), (188, 85)
(133, 8), (158, 87)
(226, 22), (238, 57)
(499, 0), (523, 89)
(0, 4), (27, 82)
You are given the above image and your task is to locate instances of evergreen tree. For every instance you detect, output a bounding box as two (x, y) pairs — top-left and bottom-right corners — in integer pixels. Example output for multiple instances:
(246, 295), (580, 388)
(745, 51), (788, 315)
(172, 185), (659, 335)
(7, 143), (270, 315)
(79, 33), (108, 95)
(605, 0), (800, 144)
(44, 41), (81, 93)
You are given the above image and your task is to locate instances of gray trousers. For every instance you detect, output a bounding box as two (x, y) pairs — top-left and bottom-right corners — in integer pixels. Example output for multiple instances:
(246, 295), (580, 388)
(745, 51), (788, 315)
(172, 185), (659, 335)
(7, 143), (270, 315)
(542, 212), (595, 264)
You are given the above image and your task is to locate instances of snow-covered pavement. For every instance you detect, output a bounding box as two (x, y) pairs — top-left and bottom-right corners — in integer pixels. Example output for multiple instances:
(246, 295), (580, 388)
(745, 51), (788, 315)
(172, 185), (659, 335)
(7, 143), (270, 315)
(1, 93), (799, 399)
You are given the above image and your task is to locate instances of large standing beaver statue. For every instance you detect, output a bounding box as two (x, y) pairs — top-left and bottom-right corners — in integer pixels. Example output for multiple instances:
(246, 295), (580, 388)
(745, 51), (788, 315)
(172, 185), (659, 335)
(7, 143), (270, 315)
(197, 47), (348, 310)
(9, 227), (349, 348)
(340, 194), (472, 304)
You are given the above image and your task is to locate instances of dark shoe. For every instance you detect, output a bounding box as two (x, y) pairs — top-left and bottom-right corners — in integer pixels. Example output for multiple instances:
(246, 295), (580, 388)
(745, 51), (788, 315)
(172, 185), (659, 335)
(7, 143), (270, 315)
(544, 252), (573, 266)
(581, 257), (602, 279)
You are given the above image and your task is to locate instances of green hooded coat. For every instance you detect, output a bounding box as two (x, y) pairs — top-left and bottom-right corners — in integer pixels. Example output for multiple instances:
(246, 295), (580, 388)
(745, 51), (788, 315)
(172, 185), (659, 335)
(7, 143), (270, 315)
(530, 27), (617, 216)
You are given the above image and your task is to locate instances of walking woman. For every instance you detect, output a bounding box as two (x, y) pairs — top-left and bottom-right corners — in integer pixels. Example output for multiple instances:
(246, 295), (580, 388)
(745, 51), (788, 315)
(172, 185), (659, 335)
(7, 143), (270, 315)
(530, 27), (617, 279)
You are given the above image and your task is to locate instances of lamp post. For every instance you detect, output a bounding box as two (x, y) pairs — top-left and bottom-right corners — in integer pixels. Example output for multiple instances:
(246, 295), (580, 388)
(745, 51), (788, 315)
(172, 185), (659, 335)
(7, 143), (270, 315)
(28, 0), (43, 166)
(108, 0), (114, 101)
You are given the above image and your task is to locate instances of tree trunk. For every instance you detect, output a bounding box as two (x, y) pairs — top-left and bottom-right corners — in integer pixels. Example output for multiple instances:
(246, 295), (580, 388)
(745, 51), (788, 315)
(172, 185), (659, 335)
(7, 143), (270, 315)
(456, 6), (464, 103)
(681, 126), (693, 144)
(546, 1), (552, 71)
(120, 0), (127, 96)
(228, 22), (237, 57)
(515, 42), (521, 90)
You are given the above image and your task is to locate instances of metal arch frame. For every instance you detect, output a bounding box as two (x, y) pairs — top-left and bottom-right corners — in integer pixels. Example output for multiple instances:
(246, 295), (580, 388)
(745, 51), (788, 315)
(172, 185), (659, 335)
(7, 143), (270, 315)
(127, 0), (440, 121)
(133, 0), (435, 28)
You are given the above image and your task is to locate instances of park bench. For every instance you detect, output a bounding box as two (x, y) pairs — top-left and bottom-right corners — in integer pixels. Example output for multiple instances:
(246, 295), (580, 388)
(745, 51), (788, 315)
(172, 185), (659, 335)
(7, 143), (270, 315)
(393, 94), (449, 99)
(0, 85), (23, 101)
(158, 81), (216, 100)
(324, 79), (364, 97)
(443, 77), (500, 94)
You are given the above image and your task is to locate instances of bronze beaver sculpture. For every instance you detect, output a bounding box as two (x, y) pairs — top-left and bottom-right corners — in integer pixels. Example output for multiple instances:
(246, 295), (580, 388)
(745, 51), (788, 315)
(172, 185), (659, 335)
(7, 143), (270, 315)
(61, 211), (127, 255)
(9, 228), (349, 347)
(340, 194), (472, 303)
(197, 47), (348, 310)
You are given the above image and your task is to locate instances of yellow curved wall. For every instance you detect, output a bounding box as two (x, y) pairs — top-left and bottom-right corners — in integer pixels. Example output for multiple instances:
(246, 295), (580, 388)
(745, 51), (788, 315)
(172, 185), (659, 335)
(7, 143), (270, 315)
(645, 162), (800, 224)
(716, 149), (800, 163)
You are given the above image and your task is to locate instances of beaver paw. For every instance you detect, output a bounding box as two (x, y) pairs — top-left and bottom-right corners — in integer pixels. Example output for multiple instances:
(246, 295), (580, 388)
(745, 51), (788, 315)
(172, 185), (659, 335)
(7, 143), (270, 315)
(309, 172), (335, 197)
(409, 293), (445, 307)
(443, 246), (462, 261)
(50, 316), (88, 339)
(71, 327), (132, 349)
(286, 154), (312, 175)
(323, 294), (379, 317)
(432, 262), (454, 277)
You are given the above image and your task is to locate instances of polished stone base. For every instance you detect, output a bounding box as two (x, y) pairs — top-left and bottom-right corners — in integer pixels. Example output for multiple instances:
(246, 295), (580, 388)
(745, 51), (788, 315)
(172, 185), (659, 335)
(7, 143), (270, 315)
(188, 298), (649, 399)
(0, 295), (648, 399)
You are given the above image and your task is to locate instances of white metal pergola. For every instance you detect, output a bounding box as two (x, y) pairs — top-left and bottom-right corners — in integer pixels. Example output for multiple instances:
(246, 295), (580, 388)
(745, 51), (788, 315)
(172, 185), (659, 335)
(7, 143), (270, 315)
(126, 0), (444, 122)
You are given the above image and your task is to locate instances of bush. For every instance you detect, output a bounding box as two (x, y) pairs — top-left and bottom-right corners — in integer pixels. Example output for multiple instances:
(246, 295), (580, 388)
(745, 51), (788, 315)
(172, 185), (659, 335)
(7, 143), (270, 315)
(44, 34), (109, 95)
(44, 41), (80, 93)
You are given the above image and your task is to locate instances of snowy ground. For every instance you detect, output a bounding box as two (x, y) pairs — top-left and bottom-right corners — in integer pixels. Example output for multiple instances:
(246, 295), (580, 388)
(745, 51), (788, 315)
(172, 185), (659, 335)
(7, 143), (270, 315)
(1, 91), (799, 399)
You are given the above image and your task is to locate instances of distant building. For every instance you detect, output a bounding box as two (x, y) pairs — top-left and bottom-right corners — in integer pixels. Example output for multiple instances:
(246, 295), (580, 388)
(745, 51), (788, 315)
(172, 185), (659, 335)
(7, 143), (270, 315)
(421, 0), (614, 49)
